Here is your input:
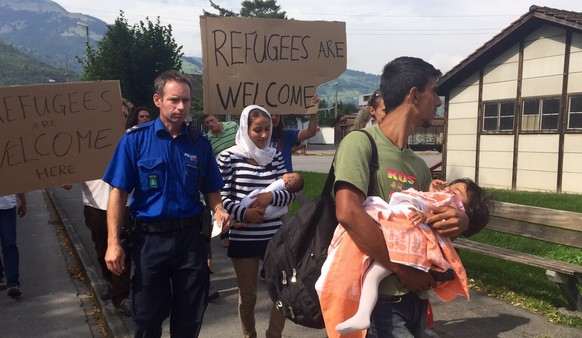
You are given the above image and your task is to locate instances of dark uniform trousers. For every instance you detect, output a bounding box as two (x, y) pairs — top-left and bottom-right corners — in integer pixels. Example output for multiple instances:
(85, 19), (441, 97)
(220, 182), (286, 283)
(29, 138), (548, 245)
(131, 221), (209, 338)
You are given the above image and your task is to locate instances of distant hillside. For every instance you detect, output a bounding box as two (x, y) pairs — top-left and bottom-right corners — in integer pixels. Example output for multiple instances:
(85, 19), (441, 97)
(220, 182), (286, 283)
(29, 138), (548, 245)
(318, 69), (380, 106)
(182, 56), (203, 75)
(0, 39), (74, 85)
(0, 0), (107, 74)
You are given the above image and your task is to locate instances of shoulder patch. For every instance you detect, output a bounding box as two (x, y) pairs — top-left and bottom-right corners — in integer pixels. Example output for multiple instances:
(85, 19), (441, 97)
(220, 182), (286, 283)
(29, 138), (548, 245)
(125, 124), (145, 134)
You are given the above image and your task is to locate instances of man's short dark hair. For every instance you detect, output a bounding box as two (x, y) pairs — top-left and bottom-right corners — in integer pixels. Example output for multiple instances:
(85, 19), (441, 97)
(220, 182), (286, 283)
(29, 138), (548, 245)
(200, 114), (218, 125)
(380, 57), (442, 112)
(153, 70), (192, 97)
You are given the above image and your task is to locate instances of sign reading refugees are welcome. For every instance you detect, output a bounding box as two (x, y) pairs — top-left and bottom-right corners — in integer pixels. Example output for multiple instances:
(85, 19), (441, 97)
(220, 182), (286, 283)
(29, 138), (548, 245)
(200, 16), (346, 115)
(0, 81), (123, 195)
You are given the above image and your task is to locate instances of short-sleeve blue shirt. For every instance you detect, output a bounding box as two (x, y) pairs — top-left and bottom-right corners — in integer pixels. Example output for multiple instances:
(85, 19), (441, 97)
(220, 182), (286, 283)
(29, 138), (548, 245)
(103, 118), (223, 221)
(270, 129), (299, 172)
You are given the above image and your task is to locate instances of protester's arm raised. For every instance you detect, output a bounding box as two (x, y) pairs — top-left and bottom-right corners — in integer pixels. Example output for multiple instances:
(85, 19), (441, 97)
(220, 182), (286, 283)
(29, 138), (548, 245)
(297, 95), (320, 142)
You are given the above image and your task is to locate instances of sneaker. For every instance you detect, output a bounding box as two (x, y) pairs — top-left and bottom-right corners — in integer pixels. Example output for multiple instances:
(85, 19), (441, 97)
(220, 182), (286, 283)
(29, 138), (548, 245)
(7, 284), (21, 299)
(0, 278), (6, 291)
(115, 298), (131, 317)
(208, 283), (220, 302)
(100, 282), (112, 300)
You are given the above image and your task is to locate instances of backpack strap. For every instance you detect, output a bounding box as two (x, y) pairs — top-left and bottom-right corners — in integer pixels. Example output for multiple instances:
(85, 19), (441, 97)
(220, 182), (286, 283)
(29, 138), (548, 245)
(323, 129), (379, 198)
(357, 129), (378, 196)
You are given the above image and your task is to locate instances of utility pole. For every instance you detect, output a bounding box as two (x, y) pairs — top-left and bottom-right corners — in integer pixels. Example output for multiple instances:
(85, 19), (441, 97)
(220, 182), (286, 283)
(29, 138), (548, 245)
(334, 81), (339, 116)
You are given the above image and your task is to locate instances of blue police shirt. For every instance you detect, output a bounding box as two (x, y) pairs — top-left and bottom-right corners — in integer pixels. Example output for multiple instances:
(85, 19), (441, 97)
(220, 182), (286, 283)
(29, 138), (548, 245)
(103, 118), (224, 221)
(270, 129), (299, 172)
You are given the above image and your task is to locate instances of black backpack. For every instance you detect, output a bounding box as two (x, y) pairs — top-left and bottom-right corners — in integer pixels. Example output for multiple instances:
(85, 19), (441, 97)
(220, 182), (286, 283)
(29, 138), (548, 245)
(263, 129), (378, 329)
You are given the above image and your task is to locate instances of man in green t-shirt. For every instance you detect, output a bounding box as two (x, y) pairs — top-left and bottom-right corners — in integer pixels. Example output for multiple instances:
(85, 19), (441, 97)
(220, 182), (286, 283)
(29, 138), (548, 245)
(203, 114), (238, 156)
(334, 57), (469, 338)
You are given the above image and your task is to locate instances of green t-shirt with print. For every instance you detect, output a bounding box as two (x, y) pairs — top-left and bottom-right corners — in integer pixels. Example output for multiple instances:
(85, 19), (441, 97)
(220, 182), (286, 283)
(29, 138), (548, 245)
(334, 124), (432, 297)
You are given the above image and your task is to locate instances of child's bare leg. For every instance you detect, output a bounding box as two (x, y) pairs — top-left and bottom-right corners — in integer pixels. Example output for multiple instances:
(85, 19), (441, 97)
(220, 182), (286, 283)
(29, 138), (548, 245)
(335, 261), (392, 334)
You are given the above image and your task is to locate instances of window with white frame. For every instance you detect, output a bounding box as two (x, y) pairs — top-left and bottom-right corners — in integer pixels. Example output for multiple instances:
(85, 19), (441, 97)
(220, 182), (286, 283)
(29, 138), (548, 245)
(483, 101), (514, 131)
(521, 97), (560, 131)
(568, 95), (582, 129)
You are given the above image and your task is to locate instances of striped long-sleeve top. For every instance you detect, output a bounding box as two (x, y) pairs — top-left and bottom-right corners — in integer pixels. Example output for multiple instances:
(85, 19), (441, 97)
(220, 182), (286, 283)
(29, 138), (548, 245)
(216, 149), (296, 258)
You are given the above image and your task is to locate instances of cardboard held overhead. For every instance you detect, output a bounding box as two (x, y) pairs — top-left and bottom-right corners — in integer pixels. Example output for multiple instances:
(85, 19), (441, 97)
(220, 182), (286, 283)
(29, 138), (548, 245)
(200, 16), (346, 115)
(0, 81), (123, 196)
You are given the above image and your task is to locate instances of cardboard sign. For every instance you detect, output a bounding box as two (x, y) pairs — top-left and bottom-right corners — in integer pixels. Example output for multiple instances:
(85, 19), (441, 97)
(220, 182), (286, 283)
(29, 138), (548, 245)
(200, 16), (346, 115)
(0, 81), (123, 195)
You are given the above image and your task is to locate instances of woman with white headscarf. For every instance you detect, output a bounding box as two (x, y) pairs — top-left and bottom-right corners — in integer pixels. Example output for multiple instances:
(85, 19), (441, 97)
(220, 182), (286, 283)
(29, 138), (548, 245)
(216, 105), (296, 338)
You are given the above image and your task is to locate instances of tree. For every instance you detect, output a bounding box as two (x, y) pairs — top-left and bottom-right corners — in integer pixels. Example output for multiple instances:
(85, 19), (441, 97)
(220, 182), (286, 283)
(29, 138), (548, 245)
(203, 0), (287, 18)
(79, 12), (183, 111)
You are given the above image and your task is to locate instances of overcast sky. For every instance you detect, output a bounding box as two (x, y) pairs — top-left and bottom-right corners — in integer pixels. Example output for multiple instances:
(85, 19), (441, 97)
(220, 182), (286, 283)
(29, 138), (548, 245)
(52, 0), (582, 75)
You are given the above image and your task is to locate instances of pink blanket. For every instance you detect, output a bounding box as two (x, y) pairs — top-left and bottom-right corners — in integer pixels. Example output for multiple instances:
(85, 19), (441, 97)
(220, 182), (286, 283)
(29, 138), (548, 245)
(316, 190), (469, 338)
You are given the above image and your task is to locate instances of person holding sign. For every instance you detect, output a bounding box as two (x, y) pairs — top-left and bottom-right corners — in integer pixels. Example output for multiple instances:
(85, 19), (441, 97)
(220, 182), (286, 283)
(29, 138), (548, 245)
(270, 94), (320, 172)
(103, 70), (231, 337)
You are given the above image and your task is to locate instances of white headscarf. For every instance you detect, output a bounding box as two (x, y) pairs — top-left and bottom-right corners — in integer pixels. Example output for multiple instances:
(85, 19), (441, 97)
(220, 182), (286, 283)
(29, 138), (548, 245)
(228, 105), (277, 166)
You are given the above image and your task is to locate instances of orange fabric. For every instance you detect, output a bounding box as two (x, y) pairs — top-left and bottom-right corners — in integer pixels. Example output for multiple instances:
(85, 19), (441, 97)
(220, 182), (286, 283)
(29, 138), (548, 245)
(317, 191), (469, 338)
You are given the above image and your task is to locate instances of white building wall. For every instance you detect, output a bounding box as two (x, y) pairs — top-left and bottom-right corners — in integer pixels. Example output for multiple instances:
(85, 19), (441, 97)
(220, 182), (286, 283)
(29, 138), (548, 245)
(562, 134), (582, 194)
(515, 134), (560, 191)
(482, 45), (519, 101)
(478, 135), (514, 189)
(521, 26), (566, 97)
(568, 32), (582, 92)
(306, 127), (334, 144)
(445, 73), (479, 181)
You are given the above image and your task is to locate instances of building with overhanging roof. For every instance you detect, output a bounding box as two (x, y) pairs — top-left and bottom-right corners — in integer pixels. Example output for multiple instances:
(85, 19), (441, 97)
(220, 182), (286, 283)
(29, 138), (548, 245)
(437, 5), (582, 193)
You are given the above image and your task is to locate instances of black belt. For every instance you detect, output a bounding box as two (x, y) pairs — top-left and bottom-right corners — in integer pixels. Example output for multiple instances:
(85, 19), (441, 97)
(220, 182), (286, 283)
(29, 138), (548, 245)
(138, 216), (201, 233)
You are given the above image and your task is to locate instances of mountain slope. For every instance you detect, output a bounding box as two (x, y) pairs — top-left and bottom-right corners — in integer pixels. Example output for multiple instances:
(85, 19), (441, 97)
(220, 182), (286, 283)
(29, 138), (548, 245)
(0, 39), (72, 85)
(0, 0), (107, 74)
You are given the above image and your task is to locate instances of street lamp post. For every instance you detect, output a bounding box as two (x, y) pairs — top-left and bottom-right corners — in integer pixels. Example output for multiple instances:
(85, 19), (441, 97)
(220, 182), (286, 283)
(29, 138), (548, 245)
(77, 21), (89, 45)
(334, 81), (339, 116)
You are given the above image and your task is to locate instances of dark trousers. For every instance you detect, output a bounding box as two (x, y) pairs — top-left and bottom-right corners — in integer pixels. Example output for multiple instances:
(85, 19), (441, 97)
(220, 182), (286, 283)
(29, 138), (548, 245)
(131, 225), (209, 338)
(366, 292), (428, 338)
(83, 206), (131, 305)
(0, 207), (19, 285)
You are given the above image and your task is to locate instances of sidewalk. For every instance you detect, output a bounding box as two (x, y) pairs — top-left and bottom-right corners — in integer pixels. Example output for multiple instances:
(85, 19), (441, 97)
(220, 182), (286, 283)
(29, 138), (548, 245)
(42, 185), (582, 338)
(0, 190), (99, 337)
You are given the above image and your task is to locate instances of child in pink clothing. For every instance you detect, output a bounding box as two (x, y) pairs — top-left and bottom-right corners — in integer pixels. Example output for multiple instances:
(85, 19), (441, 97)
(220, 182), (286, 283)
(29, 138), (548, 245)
(317, 178), (491, 337)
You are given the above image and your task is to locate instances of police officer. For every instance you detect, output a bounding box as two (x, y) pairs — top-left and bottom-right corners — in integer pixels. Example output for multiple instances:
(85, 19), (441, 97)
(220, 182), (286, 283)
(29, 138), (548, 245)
(103, 70), (232, 337)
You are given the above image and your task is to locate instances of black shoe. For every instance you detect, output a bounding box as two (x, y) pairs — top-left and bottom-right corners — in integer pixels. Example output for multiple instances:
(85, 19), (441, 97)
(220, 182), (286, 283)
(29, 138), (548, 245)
(208, 283), (220, 301)
(115, 298), (131, 317)
(7, 284), (21, 299)
(100, 282), (112, 300)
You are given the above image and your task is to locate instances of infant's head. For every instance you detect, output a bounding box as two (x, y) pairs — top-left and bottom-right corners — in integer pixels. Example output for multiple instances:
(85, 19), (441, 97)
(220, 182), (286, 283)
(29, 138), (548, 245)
(444, 178), (492, 237)
(282, 172), (304, 193)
